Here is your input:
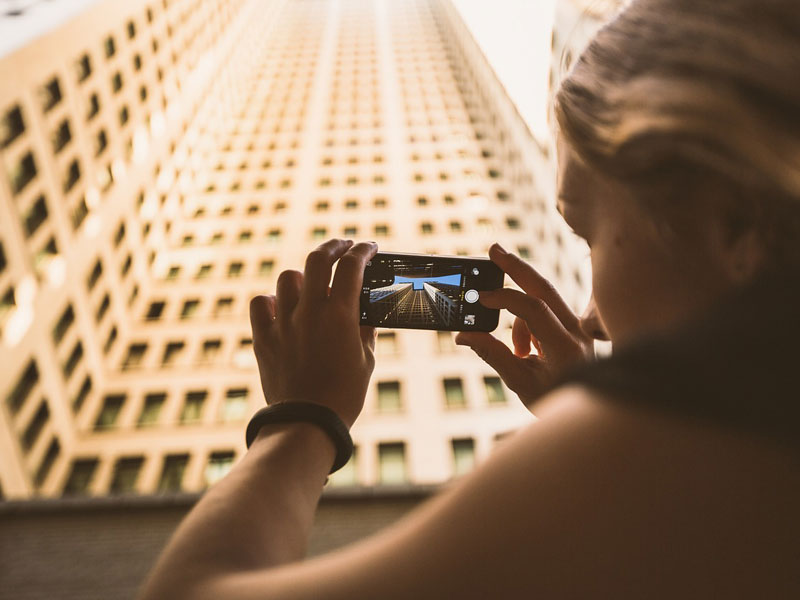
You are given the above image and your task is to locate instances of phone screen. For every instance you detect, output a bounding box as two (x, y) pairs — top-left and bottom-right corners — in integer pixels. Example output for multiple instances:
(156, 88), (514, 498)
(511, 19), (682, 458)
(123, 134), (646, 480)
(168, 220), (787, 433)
(360, 252), (504, 332)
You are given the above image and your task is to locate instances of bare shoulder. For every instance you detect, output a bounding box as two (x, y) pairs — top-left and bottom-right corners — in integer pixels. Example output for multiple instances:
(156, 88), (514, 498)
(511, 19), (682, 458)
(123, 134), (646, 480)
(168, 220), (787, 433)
(205, 387), (800, 600)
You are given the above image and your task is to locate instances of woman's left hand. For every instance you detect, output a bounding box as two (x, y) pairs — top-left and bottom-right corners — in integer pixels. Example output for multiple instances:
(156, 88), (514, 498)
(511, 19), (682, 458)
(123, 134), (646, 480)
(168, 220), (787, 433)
(248, 239), (379, 428)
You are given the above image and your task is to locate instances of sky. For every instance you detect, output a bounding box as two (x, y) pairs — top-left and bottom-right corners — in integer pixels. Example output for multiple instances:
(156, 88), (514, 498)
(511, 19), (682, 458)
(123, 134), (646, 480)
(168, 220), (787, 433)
(394, 274), (463, 290)
(451, 0), (556, 143)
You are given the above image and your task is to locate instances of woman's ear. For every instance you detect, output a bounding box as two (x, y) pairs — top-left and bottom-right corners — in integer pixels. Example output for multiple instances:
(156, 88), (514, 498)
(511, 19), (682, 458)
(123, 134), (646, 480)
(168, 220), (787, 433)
(720, 227), (766, 284)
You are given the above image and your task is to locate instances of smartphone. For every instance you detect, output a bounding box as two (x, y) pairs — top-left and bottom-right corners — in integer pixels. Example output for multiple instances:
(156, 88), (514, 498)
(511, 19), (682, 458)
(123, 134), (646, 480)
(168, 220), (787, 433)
(360, 252), (505, 332)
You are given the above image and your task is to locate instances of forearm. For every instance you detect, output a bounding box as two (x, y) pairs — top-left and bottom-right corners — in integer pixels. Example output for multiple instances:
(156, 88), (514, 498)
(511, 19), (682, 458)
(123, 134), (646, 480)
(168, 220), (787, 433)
(138, 423), (335, 599)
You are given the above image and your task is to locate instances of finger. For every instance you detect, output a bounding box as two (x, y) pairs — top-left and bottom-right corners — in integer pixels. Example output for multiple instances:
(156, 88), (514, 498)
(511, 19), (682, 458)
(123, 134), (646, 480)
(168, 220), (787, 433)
(250, 295), (276, 349)
(330, 241), (379, 310)
(359, 326), (377, 353)
(479, 288), (575, 358)
(276, 270), (303, 322)
(454, 332), (524, 385)
(488, 243), (579, 331)
(302, 239), (354, 302)
(511, 317), (533, 358)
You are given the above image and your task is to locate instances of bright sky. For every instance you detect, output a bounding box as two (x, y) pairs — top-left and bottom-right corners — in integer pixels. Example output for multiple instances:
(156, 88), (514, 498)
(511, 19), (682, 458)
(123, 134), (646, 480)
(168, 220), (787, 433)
(450, 0), (556, 144)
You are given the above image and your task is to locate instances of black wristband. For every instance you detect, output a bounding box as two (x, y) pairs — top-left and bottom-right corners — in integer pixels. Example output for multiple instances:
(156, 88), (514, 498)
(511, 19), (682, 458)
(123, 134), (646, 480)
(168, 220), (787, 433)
(245, 402), (353, 473)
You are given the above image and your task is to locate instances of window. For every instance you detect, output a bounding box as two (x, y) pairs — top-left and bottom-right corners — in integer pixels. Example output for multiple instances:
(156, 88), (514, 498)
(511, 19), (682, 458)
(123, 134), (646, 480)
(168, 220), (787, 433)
(104, 35), (116, 58)
(87, 259), (103, 290)
(76, 54), (92, 82)
(109, 456), (144, 494)
(157, 454), (189, 492)
(52, 120), (72, 153)
(137, 393), (165, 427)
(180, 299), (200, 319)
(344, 199), (359, 210)
(443, 377), (466, 409)
(506, 217), (521, 230)
(35, 438), (60, 488)
(314, 201), (329, 212)
(126, 20), (136, 39)
(145, 301), (166, 320)
(52, 305), (75, 345)
(199, 339), (221, 364)
(103, 325), (117, 354)
(23, 195), (49, 237)
(62, 341), (83, 379)
(267, 229), (282, 242)
(258, 260), (274, 277)
(180, 390), (207, 424)
(63, 159), (81, 193)
(86, 93), (100, 120)
(214, 297), (234, 317)
(417, 196), (428, 206)
(227, 262), (243, 278)
(311, 226), (327, 240)
(374, 224), (390, 237)
(0, 243), (6, 274)
(205, 451), (235, 486)
(221, 388), (248, 422)
(95, 293), (110, 322)
(63, 458), (98, 495)
(119, 105), (129, 125)
(420, 222), (434, 235)
(165, 265), (181, 280)
(210, 232), (224, 245)
(1, 105), (24, 149)
(449, 220), (462, 233)
(517, 246), (531, 259)
(378, 442), (407, 484)
(451, 438), (476, 477)
(72, 376), (92, 413)
(71, 196), (89, 229)
(484, 376), (506, 404)
(377, 381), (402, 412)
(343, 225), (358, 237)
(195, 264), (212, 279)
(161, 341), (184, 367)
(376, 332), (398, 356)
(94, 129), (108, 156)
(94, 394), (125, 429)
(22, 400), (50, 451)
(10, 152), (37, 195)
(40, 77), (62, 112)
(238, 230), (252, 243)
(122, 343), (148, 369)
(328, 446), (358, 487)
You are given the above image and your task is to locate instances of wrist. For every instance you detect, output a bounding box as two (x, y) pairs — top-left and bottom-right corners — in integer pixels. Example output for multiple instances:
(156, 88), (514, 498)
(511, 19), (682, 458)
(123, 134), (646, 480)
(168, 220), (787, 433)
(250, 422), (337, 474)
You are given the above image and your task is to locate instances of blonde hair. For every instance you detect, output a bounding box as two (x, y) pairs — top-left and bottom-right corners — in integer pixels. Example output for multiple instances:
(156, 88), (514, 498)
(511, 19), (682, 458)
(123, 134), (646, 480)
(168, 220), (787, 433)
(555, 0), (800, 264)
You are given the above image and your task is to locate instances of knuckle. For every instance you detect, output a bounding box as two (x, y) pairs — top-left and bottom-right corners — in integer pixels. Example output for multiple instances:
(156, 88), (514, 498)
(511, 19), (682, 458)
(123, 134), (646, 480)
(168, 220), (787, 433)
(305, 249), (329, 267)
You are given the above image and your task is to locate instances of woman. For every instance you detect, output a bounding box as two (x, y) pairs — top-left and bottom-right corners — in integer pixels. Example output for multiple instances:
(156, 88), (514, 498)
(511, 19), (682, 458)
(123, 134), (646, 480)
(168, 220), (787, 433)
(140, 0), (800, 597)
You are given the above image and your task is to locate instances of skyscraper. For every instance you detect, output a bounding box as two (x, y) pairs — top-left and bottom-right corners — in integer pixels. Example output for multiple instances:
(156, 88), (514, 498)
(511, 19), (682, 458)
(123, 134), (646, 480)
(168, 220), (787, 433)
(0, 0), (591, 500)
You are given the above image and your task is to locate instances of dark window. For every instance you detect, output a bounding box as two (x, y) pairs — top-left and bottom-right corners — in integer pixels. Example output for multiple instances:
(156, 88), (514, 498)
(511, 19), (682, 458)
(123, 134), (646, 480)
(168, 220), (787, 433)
(72, 376), (92, 413)
(133, 53), (142, 71)
(122, 343), (147, 369)
(75, 54), (92, 82)
(484, 376), (506, 404)
(137, 393), (165, 426)
(104, 35), (116, 58)
(205, 451), (235, 486)
(95, 129), (108, 156)
(22, 400), (50, 451)
(180, 391), (206, 423)
(87, 93), (100, 120)
(40, 77), (62, 112)
(145, 301), (165, 320)
(34, 438), (60, 488)
(157, 454), (189, 492)
(63, 159), (81, 193)
(52, 120), (71, 153)
(62, 341), (84, 379)
(113, 222), (126, 247)
(95, 293), (110, 322)
(7, 360), (39, 415)
(1, 105), (24, 149)
(120, 254), (132, 277)
(127, 20), (137, 39)
(23, 195), (48, 237)
(377, 381), (402, 412)
(52, 304), (75, 345)
(94, 394), (125, 429)
(161, 341), (184, 366)
(103, 326), (118, 354)
(71, 196), (90, 230)
(11, 152), (37, 195)
(87, 259), (103, 290)
(0, 242), (6, 273)
(443, 378), (466, 408)
(109, 456), (144, 494)
(119, 105), (129, 126)
(111, 72), (123, 93)
(180, 299), (200, 319)
(63, 458), (98, 495)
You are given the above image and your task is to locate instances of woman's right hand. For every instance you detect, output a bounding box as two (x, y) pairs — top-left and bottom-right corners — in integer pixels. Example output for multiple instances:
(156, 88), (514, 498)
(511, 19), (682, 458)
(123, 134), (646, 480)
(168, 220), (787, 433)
(455, 243), (595, 409)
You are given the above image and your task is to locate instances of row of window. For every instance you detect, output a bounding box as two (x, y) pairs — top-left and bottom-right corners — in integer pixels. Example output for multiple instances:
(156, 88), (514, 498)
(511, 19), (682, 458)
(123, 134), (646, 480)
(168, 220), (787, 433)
(59, 434), (478, 496)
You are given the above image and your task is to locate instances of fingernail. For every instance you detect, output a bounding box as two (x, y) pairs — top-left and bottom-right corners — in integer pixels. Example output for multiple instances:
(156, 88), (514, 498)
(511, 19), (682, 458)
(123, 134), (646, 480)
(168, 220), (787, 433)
(492, 243), (508, 255)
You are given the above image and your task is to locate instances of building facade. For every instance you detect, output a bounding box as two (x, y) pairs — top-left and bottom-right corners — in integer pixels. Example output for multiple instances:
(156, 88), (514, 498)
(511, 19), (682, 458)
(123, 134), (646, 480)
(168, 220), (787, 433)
(0, 0), (597, 501)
